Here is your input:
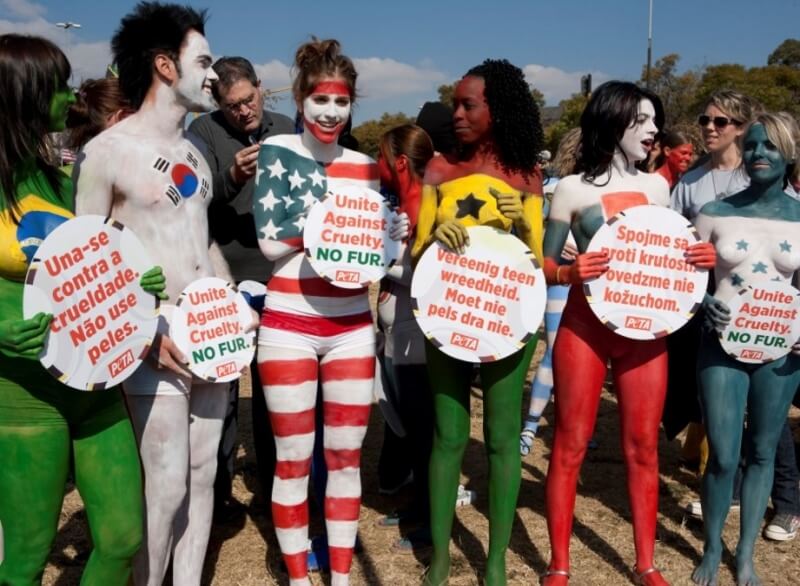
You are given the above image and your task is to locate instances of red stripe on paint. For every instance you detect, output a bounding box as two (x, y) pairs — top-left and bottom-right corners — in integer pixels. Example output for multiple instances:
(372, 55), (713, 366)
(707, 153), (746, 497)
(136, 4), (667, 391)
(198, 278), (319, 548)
(275, 457), (312, 480)
(261, 310), (372, 336)
(324, 402), (371, 428)
(325, 161), (380, 181)
(312, 81), (351, 96)
(325, 496), (361, 522)
(272, 501), (309, 529)
(320, 355), (375, 382)
(282, 551), (309, 580)
(324, 448), (362, 471)
(329, 546), (355, 575)
(268, 275), (365, 297)
(258, 358), (317, 386)
(270, 408), (315, 437)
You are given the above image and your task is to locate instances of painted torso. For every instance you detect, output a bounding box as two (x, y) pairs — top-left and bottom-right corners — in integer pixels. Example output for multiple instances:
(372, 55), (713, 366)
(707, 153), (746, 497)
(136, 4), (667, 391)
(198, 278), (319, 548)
(548, 169), (670, 252)
(695, 193), (800, 303)
(254, 133), (379, 317)
(76, 115), (215, 300)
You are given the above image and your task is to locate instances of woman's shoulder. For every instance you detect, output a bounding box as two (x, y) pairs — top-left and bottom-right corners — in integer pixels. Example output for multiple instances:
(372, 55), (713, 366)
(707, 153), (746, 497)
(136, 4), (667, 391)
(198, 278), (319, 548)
(422, 154), (461, 185)
(262, 134), (301, 149)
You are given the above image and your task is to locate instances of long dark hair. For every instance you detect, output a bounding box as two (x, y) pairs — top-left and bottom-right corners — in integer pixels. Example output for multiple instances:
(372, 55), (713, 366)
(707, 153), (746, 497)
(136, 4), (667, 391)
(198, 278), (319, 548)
(0, 34), (71, 218)
(463, 59), (543, 177)
(577, 81), (664, 184)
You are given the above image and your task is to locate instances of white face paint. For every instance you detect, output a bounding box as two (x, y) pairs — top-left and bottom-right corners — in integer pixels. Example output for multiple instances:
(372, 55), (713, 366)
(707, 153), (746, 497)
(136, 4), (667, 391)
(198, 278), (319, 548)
(174, 30), (218, 112)
(619, 98), (658, 163)
(302, 79), (352, 144)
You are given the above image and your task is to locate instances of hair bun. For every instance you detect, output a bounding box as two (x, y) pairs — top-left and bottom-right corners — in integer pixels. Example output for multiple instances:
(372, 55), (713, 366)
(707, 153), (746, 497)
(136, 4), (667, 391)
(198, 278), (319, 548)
(295, 37), (341, 71)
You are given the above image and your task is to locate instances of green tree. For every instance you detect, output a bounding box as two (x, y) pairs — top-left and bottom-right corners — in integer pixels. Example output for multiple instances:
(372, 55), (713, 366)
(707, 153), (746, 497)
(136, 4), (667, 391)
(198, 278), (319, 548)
(544, 93), (589, 154)
(352, 112), (415, 159)
(768, 39), (800, 68)
(639, 53), (702, 127)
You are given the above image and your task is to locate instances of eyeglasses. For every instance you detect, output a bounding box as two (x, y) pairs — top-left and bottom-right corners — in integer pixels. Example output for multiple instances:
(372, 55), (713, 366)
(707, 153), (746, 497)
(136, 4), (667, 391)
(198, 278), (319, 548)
(221, 92), (258, 114)
(698, 115), (741, 129)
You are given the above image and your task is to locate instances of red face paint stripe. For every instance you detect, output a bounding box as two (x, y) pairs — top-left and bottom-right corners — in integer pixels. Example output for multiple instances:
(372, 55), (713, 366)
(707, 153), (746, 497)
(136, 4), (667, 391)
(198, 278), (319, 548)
(261, 310), (372, 336)
(329, 546), (355, 575)
(320, 356), (375, 381)
(324, 496), (361, 521)
(323, 447), (362, 471)
(272, 501), (309, 529)
(269, 408), (315, 437)
(258, 358), (318, 386)
(275, 457), (313, 479)
(282, 551), (309, 579)
(324, 162), (380, 181)
(268, 275), (365, 297)
(323, 402), (371, 428)
(312, 81), (351, 96)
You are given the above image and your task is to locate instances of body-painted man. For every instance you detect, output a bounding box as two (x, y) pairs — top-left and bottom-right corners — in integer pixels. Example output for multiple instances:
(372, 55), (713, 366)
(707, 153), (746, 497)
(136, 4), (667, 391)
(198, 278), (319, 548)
(74, 3), (231, 584)
(253, 38), (407, 586)
(691, 113), (800, 586)
(540, 81), (715, 586)
(410, 59), (544, 586)
(0, 34), (162, 586)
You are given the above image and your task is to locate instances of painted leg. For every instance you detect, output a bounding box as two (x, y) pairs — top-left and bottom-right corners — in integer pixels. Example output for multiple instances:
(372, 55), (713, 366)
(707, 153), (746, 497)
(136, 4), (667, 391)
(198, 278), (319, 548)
(735, 357), (800, 586)
(127, 393), (190, 586)
(425, 340), (473, 586)
(521, 285), (568, 455)
(481, 340), (537, 586)
(544, 323), (607, 585)
(172, 383), (228, 586)
(693, 342), (748, 586)
(321, 340), (374, 586)
(0, 424), (69, 586)
(73, 399), (143, 586)
(613, 341), (668, 586)
(259, 344), (318, 586)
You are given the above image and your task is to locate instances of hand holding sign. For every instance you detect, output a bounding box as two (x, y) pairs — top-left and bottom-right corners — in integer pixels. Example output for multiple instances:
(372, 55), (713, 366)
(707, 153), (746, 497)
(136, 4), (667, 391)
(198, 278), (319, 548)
(23, 215), (159, 390)
(0, 313), (52, 360)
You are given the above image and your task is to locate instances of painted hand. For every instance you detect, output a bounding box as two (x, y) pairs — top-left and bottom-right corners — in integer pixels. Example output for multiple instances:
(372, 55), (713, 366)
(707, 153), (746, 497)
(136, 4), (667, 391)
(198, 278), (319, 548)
(560, 240), (579, 263)
(567, 251), (609, 284)
(140, 266), (168, 300)
(0, 312), (52, 359)
(245, 306), (260, 334)
(433, 220), (469, 254)
(490, 188), (525, 222)
(703, 296), (731, 331)
(390, 212), (410, 241)
(792, 339), (800, 356)
(149, 333), (189, 376)
(230, 144), (260, 185)
(685, 242), (716, 269)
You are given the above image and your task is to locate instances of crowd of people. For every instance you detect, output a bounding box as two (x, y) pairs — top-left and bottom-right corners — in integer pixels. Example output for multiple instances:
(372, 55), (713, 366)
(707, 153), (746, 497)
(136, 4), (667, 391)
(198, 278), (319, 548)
(0, 2), (799, 586)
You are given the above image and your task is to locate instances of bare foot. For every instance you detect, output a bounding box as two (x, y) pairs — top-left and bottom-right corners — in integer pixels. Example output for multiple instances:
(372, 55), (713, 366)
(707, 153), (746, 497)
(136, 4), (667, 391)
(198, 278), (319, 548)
(691, 550), (721, 586)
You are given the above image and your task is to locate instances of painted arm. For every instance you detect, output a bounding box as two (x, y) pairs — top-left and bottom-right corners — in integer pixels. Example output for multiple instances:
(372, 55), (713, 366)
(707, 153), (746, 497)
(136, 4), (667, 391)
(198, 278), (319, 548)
(253, 143), (305, 261)
(410, 184), (439, 259)
(209, 240), (234, 282)
(384, 242), (412, 286)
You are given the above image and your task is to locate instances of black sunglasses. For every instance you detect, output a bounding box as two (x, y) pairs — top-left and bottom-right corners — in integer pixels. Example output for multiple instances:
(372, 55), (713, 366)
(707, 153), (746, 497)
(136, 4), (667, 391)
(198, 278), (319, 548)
(698, 115), (741, 128)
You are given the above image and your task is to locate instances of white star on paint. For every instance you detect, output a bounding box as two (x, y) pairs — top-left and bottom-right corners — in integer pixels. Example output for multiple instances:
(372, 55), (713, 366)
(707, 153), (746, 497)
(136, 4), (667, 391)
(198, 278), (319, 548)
(259, 189), (279, 211)
(281, 195), (295, 209)
(255, 165), (265, 185)
(288, 169), (307, 191)
(308, 168), (325, 188)
(260, 219), (282, 239)
(267, 158), (287, 179)
(293, 215), (307, 230)
(299, 190), (317, 210)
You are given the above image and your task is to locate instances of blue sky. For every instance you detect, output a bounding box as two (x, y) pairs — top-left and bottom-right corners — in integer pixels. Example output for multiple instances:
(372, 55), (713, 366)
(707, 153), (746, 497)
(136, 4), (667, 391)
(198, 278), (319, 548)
(2, 0), (799, 122)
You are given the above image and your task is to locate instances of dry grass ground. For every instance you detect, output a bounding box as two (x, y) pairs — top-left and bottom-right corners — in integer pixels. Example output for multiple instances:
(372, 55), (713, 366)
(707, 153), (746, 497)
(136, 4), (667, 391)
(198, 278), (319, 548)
(43, 344), (800, 586)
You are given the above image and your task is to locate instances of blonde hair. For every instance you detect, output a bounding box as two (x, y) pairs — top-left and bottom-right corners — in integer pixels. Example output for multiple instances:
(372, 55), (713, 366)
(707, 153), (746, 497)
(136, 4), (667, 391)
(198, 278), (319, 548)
(749, 112), (798, 162)
(551, 127), (581, 177)
(704, 89), (762, 126)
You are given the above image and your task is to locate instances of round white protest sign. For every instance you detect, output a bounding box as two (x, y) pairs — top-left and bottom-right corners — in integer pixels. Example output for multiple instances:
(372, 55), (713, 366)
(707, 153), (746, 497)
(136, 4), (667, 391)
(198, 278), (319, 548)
(171, 277), (256, 382)
(23, 215), (159, 391)
(304, 185), (401, 288)
(718, 281), (800, 364)
(411, 226), (546, 362)
(584, 205), (708, 340)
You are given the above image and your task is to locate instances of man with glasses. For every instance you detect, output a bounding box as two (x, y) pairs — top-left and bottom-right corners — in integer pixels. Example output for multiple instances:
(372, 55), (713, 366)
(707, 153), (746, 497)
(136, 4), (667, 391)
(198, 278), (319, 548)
(189, 56), (293, 518)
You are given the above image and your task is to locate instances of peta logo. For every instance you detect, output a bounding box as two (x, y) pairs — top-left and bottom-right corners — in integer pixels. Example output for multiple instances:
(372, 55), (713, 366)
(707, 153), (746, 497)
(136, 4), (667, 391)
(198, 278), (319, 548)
(624, 315), (652, 331)
(108, 349), (135, 377)
(335, 270), (360, 283)
(740, 349), (764, 361)
(216, 361), (238, 378)
(450, 332), (479, 351)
